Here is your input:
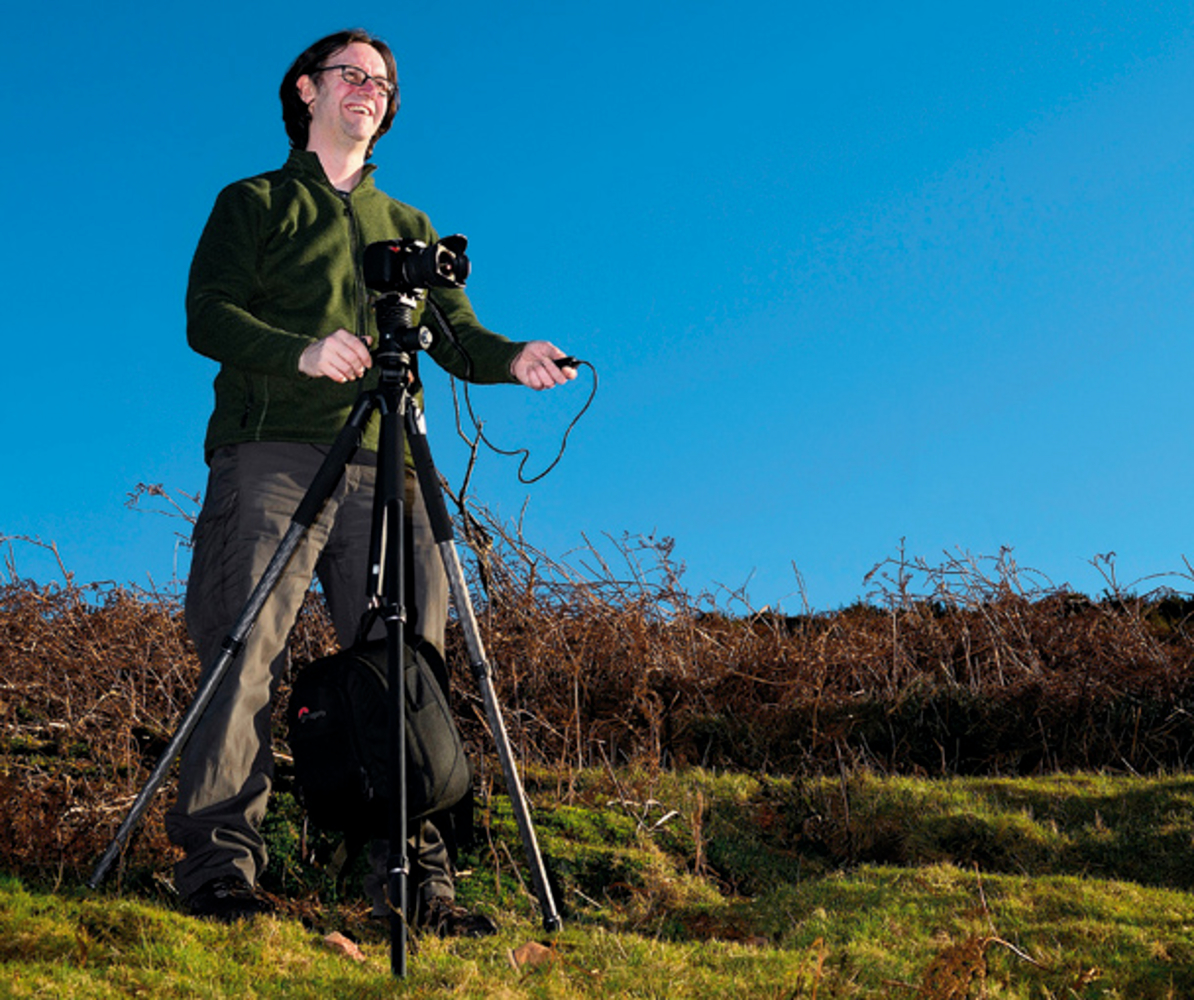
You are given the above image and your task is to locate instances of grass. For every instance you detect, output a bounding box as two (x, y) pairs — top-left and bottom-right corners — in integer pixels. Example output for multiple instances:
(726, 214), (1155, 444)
(5, 768), (1194, 998)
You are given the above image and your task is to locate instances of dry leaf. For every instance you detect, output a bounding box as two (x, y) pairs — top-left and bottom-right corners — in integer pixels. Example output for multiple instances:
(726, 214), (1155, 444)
(323, 931), (367, 964)
(509, 940), (555, 970)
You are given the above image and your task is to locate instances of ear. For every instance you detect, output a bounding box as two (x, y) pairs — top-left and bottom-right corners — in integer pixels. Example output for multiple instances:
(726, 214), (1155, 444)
(296, 74), (317, 106)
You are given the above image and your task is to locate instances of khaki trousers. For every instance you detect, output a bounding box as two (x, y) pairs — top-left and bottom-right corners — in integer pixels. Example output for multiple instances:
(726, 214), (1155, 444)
(165, 442), (452, 901)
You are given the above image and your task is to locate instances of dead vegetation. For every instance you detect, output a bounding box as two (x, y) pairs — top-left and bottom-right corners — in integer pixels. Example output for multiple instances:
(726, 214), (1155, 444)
(2, 501), (1194, 887)
(455, 516), (1194, 779)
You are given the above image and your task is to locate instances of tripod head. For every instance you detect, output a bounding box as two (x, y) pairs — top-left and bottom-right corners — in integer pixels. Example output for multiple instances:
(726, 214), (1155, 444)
(373, 293), (432, 365)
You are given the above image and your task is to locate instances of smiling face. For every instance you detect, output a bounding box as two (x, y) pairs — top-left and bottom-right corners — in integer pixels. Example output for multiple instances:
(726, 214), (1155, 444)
(297, 41), (394, 154)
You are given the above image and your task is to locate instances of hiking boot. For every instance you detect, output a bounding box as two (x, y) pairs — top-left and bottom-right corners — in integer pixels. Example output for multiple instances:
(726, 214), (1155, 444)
(420, 897), (498, 938)
(187, 876), (274, 923)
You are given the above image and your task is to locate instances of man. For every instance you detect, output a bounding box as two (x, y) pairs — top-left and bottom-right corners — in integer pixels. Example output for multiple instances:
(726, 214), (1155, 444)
(166, 29), (574, 928)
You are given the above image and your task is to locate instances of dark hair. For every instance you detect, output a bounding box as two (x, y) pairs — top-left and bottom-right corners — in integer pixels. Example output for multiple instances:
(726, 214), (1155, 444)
(280, 29), (399, 159)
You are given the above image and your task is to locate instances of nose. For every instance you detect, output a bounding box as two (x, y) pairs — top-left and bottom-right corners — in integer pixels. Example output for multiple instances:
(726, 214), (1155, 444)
(355, 78), (388, 98)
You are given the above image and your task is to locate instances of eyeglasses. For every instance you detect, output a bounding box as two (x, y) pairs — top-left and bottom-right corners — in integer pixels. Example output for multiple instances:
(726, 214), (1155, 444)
(312, 64), (397, 99)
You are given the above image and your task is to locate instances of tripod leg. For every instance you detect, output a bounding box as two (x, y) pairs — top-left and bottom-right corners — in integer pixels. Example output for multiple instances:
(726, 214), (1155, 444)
(406, 406), (563, 932)
(88, 396), (374, 891)
(372, 393), (411, 977)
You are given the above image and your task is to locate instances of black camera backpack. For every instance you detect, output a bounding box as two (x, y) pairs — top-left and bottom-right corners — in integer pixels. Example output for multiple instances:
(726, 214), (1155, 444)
(286, 638), (471, 839)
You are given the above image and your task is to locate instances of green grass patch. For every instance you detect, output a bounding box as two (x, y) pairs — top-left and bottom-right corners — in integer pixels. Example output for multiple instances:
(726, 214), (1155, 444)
(6, 769), (1194, 997)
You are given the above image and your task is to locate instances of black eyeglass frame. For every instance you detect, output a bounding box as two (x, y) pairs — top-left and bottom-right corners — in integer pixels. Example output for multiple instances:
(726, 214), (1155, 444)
(311, 63), (398, 99)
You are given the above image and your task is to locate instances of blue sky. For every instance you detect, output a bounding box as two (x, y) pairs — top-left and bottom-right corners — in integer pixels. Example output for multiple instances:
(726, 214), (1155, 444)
(2, 2), (1191, 612)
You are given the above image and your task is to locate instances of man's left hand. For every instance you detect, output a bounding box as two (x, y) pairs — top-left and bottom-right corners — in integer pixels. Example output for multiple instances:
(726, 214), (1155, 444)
(511, 341), (577, 391)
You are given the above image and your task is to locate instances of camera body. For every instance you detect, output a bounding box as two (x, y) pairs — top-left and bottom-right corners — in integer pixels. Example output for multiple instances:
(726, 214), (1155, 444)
(363, 235), (470, 295)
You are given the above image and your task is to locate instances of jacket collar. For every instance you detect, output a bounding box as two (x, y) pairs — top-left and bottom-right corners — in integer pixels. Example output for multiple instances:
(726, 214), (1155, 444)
(284, 148), (377, 192)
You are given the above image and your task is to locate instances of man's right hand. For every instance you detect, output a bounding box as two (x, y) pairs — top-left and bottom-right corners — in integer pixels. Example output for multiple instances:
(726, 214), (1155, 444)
(298, 329), (374, 382)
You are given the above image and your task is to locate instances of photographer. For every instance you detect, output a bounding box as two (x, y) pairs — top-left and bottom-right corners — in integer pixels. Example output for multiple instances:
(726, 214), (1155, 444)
(166, 28), (574, 928)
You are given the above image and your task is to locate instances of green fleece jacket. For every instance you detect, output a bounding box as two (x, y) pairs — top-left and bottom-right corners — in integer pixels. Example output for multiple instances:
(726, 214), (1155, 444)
(187, 149), (523, 461)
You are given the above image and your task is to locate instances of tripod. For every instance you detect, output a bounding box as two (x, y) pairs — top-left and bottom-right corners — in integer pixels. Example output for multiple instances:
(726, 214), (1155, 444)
(89, 290), (562, 977)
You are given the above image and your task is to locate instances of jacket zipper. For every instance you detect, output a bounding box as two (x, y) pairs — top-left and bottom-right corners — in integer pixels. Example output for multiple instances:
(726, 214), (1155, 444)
(338, 190), (370, 344)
